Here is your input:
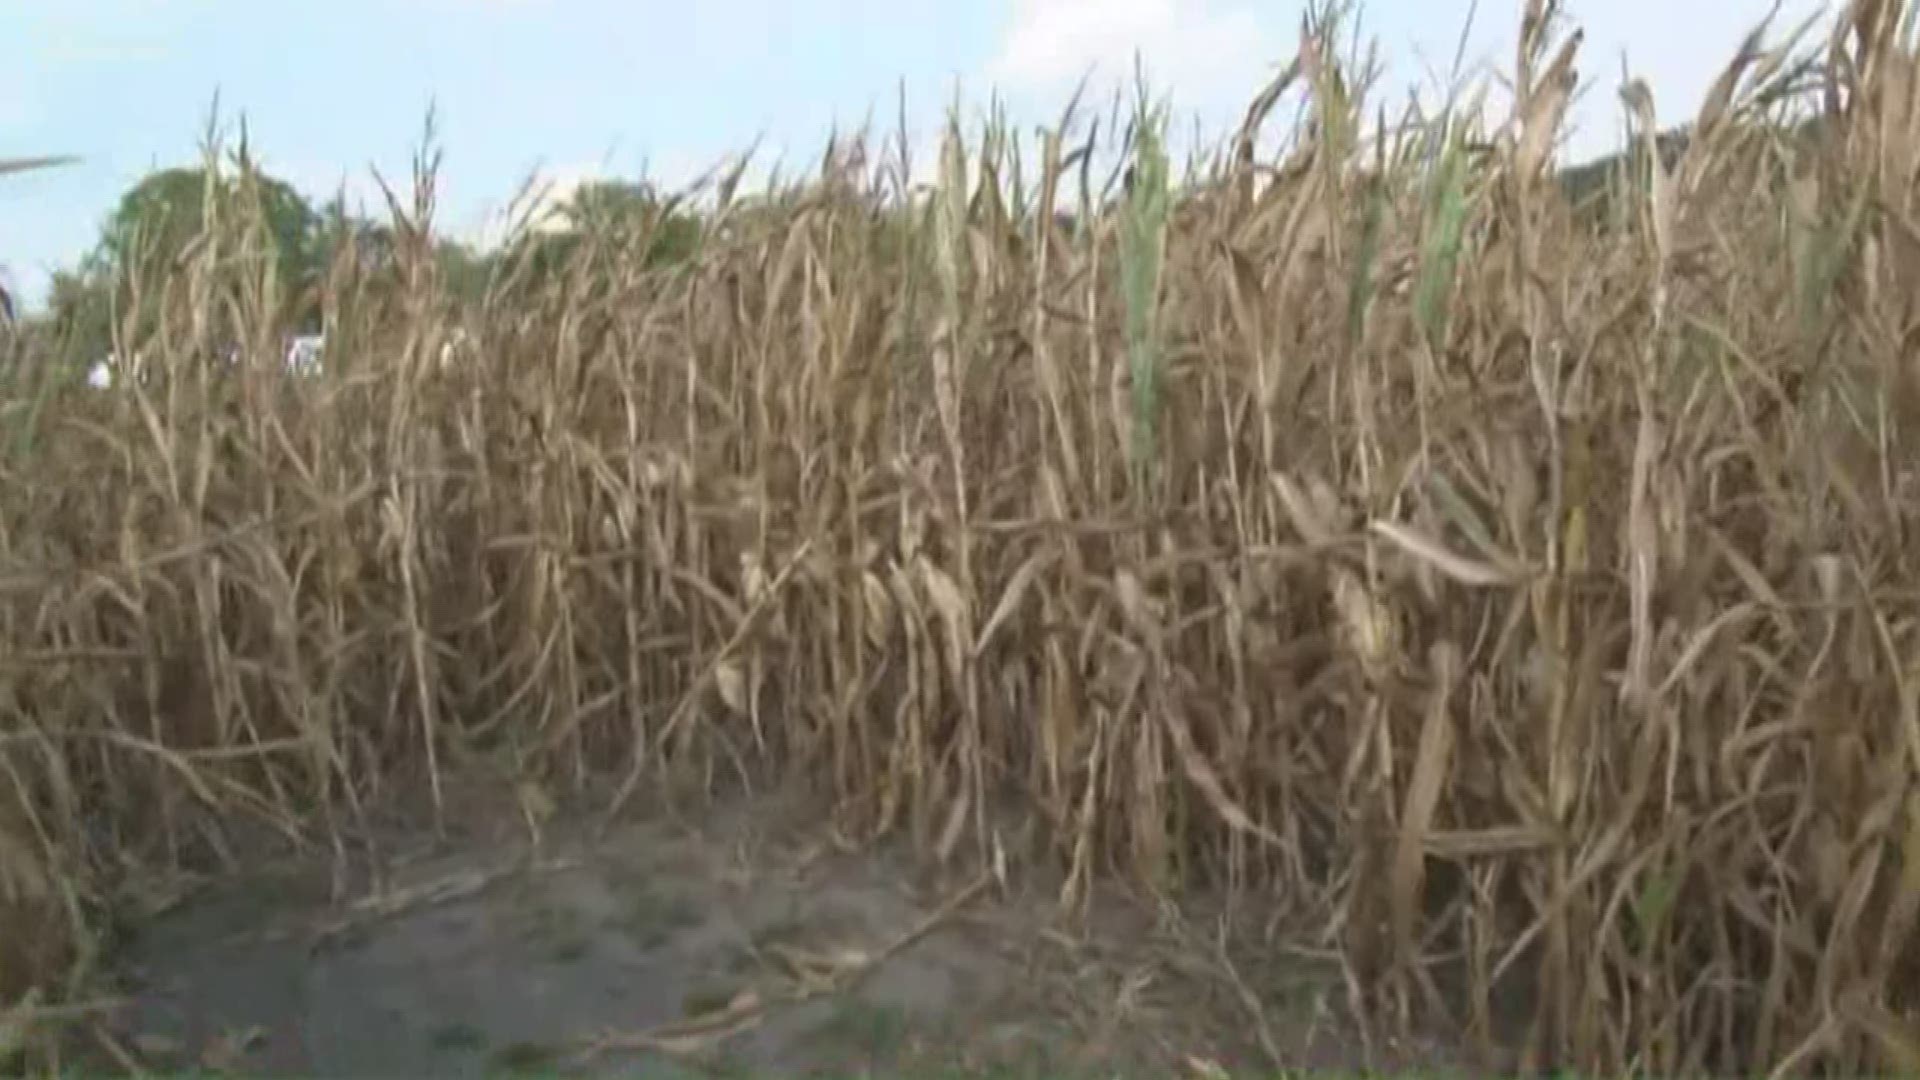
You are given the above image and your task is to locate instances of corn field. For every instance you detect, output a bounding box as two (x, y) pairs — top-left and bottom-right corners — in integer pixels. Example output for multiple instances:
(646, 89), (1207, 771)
(7, 0), (1920, 1073)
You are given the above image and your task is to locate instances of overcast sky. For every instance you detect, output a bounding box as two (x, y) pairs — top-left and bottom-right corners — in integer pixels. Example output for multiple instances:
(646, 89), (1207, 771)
(1, 1), (1830, 309)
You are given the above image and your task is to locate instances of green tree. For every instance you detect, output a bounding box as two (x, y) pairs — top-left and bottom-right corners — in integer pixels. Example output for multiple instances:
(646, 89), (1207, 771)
(312, 196), (396, 283)
(45, 268), (114, 367)
(40, 161), (324, 376)
(97, 166), (321, 297)
(515, 179), (702, 289)
(434, 238), (491, 305)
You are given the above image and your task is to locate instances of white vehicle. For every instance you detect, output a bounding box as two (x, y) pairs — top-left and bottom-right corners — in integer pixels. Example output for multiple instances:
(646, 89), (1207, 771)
(85, 334), (324, 389)
(285, 333), (324, 375)
(86, 351), (144, 389)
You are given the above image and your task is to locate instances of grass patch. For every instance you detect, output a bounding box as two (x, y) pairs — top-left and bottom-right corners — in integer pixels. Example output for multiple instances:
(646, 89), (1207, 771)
(428, 1020), (488, 1053)
(485, 1040), (561, 1075)
(682, 985), (744, 1019)
(805, 998), (914, 1061)
(617, 884), (704, 950)
(513, 892), (593, 964)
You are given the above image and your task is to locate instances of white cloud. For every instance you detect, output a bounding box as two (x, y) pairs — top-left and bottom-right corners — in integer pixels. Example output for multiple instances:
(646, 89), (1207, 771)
(523, 162), (603, 232)
(985, 0), (1282, 122)
(464, 154), (726, 251)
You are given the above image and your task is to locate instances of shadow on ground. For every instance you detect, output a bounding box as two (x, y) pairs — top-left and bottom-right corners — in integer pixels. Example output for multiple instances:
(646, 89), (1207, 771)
(69, 772), (1456, 1078)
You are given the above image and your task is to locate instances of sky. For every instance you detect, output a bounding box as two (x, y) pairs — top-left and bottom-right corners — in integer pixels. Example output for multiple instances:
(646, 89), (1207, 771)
(0, 0), (1832, 310)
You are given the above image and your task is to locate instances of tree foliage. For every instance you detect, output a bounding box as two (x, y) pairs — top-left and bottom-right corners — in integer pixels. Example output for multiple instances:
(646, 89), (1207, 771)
(48, 163), (328, 367)
(95, 167), (319, 284)
(514, 179), (703, 288)
(40, 161), (711, 370)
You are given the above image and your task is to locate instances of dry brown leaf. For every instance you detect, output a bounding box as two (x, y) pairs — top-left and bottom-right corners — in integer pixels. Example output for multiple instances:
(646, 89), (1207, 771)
(1185, 1053), (1232, 1080)
(1693, 9), (1778, 148)
(861, 570), (893, 648)
(1841, 989), (1920, 1076)
(1620, 79), (1675, 266)
(1655, 602), (1757, 700)
(935, 786), (971, 864)
(1331, 565), (1396, 683)
(1514, 30), (1583, 188)
(1391, 643), (1458, 964)
(974, 551), (1053, 658)
(1113, 569), (1164, 643)
(714, 659), (749, 716)
(1271, 472), (1338, 547)
(1370, 519), (1528, 588)
(1161, 707), (1286, 849)
(917, 557), (972, 682)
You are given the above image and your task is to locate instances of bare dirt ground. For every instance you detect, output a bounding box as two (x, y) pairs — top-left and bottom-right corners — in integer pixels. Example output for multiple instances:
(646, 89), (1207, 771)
(66, 765), (1468, 1078)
